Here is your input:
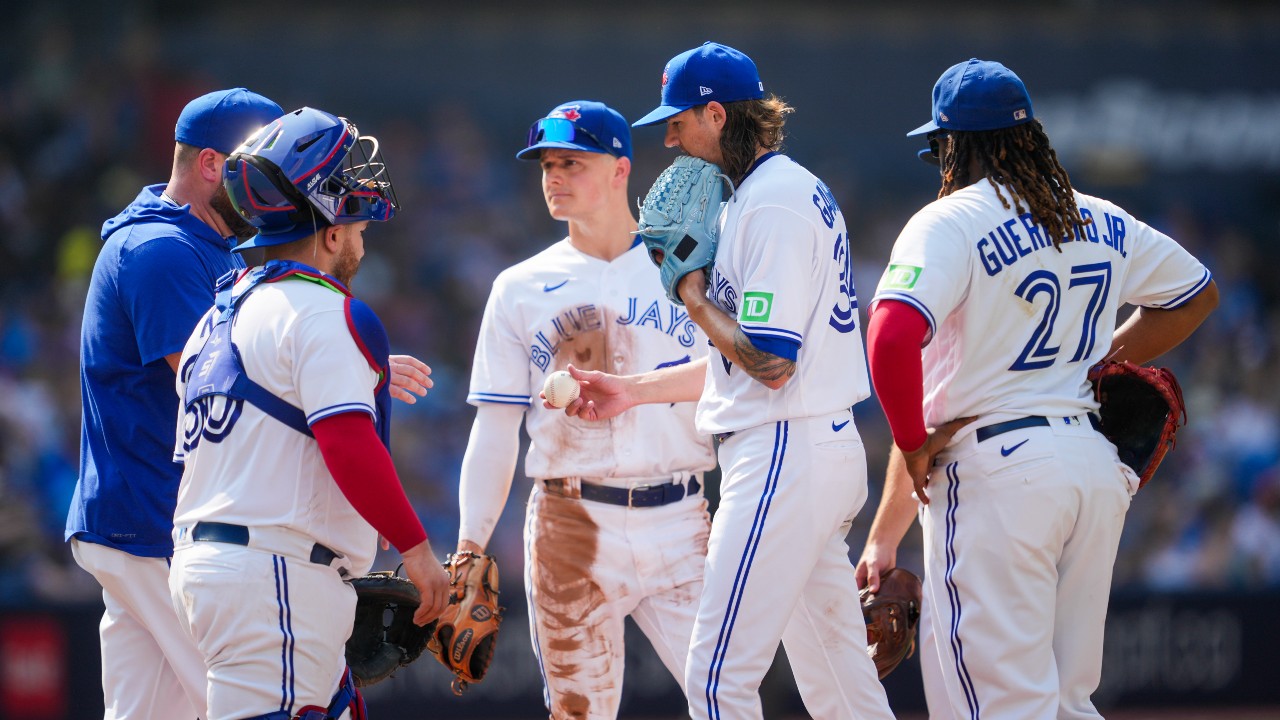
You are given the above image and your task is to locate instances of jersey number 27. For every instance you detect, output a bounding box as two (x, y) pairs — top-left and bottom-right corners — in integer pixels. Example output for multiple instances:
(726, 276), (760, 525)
(1010, 261), (1112, 371)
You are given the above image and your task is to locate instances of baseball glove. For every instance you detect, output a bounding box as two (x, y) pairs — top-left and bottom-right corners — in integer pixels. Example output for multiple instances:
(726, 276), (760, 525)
(429, 551), (503, 695)
(345, 571), (435, 687)
(1089, 360), (1187, 490)
(637, 155), (733, 305)
(860, 567), (922, 680)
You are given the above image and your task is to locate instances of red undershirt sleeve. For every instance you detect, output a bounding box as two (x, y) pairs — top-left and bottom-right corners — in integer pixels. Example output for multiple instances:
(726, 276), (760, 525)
(312, 411), (427, 552)
(867, 300), (930, 453)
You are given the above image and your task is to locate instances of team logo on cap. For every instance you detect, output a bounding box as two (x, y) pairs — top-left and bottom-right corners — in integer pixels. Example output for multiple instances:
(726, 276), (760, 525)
(551, 106), (582, 121)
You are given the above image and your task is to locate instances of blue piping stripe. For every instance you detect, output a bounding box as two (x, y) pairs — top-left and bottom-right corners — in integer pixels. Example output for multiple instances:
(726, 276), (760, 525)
(273, 556), (288, 712)
(469, 393), (533, 406)
(944, 463), (979, 719)
(1157, 269), (1212, 309)
(282, 557), (296, 714)
(739, 325), (803, 342)
(873, 292), (937, 338)
(705, 421), (788, 719)
(307, 403), (375, 424)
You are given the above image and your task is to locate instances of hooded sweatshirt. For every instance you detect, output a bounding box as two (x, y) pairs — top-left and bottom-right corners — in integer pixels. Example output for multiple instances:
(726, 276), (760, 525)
(67, 184), (246, 556)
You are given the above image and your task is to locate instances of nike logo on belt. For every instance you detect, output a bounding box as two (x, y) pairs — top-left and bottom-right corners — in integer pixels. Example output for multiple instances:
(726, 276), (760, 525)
(1000, 439), (1029, 457)
(543, 280), (568, 292)
(832, 419), (850, 432)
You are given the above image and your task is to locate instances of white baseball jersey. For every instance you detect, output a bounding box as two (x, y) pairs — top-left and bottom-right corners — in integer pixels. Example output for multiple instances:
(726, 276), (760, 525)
(872, 181), (1211, 429)
(699, 154), (870, 434)
(468, 238), (716, 479)
(173, 271), (381, 575)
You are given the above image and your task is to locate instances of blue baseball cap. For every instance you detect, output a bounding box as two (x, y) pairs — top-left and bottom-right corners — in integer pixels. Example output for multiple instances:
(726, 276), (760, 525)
(907, 59), (1034, 137)
(518, 100), (632, 160)
(632, 42), (765, 127)
(175, 88), (284, 155)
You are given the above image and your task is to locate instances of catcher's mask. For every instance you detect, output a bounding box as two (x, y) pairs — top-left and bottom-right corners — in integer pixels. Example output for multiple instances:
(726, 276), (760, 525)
(225, 107), (398, 251)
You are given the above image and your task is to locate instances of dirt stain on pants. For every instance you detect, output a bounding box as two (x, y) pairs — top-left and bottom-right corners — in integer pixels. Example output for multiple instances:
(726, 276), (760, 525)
(529, 491), (614, 719)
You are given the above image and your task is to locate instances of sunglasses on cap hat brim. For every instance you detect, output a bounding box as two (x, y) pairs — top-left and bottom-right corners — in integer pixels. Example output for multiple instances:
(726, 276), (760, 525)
(526, 117), (612, 155)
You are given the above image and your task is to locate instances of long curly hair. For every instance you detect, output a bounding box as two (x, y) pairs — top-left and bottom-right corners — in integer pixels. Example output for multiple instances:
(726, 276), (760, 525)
(940, 120), (1089, 249)
(708, 96), (793, 185)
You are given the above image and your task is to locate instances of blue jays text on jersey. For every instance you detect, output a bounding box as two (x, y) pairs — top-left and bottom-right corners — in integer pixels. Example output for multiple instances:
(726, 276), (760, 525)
(529, 296), (699, 371)
(978, 208), (1129, 277)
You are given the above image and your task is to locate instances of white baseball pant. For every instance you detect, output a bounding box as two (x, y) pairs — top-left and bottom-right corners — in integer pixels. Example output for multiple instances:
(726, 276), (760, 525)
(523, 474), (710, 720)
(923, 414), (1132, 720)
(71, 538), (207, 720)
(169, 540), (354, 720)
(686, 411), (895, 720)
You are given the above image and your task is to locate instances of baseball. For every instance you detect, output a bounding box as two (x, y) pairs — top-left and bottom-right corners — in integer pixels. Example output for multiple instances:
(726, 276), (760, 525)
(543, 370), (580, 408)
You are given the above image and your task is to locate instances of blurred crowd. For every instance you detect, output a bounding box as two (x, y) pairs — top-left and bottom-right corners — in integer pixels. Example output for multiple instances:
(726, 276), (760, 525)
(0, 17), (1277, 610)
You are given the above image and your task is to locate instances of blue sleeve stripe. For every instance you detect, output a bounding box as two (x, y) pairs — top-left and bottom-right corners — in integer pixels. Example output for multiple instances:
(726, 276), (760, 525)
(872, 292), (937, 338)
(743, 333), (800, 361)
(740, 325), (803, 342)
(1155, 269), (1212, 309)
(469, 393), (532, 406)
(307, 403), (375, 424)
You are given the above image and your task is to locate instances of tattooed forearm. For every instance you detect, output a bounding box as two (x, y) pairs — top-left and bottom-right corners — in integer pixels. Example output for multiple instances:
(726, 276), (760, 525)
(733, 328), (796, 384)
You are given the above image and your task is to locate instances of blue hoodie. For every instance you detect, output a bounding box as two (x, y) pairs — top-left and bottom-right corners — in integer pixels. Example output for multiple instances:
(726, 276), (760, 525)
(67, 184), (246, 557)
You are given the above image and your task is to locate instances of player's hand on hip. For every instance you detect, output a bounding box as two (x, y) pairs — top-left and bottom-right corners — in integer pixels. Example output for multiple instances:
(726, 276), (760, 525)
(900, 416), (976, 505)
(389, 354), (433, 404)
(556, 364), (632, 421)
(401, 540), (451, 625)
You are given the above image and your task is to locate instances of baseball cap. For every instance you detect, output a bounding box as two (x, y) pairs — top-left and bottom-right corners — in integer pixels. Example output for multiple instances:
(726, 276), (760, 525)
(175, 88), (284, 155)
(518, 100), (632, 160)
(906, 59), (1034, 137)
(632, 42), (765, 127)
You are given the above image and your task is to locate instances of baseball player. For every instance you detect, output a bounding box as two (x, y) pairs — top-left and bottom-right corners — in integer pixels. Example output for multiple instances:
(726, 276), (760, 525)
(456, 99), (716, 719)
(562, 43), (895, 720)
(168, 107), (450, 720)
(855, 59), (1219, 720)
(67, 88), (283, 720)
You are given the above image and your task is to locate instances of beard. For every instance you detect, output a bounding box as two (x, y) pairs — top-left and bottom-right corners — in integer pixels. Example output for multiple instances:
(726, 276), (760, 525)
(210, 185), (259, 241)
(331, 234), (362, 288)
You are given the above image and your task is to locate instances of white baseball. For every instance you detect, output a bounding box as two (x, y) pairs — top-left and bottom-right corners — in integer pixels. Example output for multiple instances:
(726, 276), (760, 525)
(543, 370), (580, 408)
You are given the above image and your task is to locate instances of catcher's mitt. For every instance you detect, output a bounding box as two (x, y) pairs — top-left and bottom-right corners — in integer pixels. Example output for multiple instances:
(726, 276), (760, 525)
(430, 551), (503, 695)
(637, 155), (733, 306)
(860, 567), (922, 680)
(1089, 360), (1187, 490)
(345, 571), (435, 687)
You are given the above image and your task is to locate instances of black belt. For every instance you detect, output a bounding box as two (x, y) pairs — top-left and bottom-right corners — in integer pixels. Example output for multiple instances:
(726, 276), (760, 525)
(544, 476), (701, 508)
(191, 521), (340, 566)
(975, 415), (1101, 443)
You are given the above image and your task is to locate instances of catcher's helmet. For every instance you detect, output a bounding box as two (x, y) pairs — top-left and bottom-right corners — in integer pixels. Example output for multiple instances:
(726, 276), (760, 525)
(225, 107), (398, 251)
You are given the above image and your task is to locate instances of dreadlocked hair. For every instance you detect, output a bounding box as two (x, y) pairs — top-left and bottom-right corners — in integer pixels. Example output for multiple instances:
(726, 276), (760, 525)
(704, 97), (793, 186)
(940, 120), (1088, 250)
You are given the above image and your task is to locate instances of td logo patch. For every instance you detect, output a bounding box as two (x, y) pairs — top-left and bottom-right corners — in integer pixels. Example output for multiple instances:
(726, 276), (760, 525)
(740, 291), (773, 323)
(882, 264), (922, 291)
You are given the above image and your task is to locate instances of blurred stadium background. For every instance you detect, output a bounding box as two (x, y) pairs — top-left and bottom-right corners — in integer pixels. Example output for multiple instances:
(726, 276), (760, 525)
(0, 0), (1277, 717)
